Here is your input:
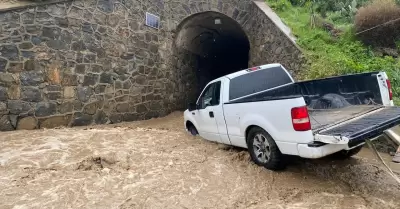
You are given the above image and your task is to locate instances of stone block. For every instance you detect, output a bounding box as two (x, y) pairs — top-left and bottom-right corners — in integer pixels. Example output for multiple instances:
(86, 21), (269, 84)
(77, 86), (93, 102)
(76, 64), (87, 74)
(116, 103), (129, 113)
(19, 42), (34, 50)
(0, 72), (17, 86)
(123, 113), (140, 122)
(84, 53), (96, 63)
(134, 75), (147, 85)
(9, 114), (17, 127)
(35, 102), (57, 117)
(150, 101), (162, 110)
(62, 73), (78, 86)
(24, 60), (35, 71)
(21, 51), (36, 59)
(7, 62), (23, 73)
(73, 100), (83, 111)
(82, 22), (94, 34)
(91, 65), (103, 73)
(47, 92), (62, 100)
(123, 81), (131, 89)
(83, 102), (99, 115)
(0, 45), (19, 61)
(114, 80), (123, 89)
(7, 100), (31, 115)
(136, 104), (148, 113)
(59, 101), (74, 114)
(46, 63), (61, 85)
(0, 102), (7, 114)
(17, 116), (38, 130)
(0, 86), (8, 101)
(107, 15), (119, 27)
(94, 85), (106, 94)
(20, 71), (44, 86)
(31, 36), (42, 45)
(109, 114), (122, 124)
(72, 113), (93, 126)
(21, 87), (42, 102)
(42, 27), (61, 39)
(83, 73), (99, 86)
(7, 85), (20, 100)
(21, 12), (35, 24)
(47, 85), (62, 92)
(56, 17), (69, 28)
(0, 58), (7, 72)
(63, 86), (75, 99)
(145, 111), (159, 120)
(94, 110), (107, 124)
(40, 115), (72, 129)
(115, 95), (129, 102)
(100, 72), (115, 84)
(0, 115), (14, 131)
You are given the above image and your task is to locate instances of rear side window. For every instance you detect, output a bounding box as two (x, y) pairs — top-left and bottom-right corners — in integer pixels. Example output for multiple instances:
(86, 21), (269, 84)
(229, 66), (292, 100)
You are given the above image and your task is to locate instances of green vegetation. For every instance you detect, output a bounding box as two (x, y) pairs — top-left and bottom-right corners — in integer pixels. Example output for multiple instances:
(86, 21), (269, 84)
(266, 0), (400, 103)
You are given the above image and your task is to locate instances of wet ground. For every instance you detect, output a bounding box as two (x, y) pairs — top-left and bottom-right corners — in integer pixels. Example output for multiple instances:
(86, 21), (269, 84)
(0, 112), (399, 209)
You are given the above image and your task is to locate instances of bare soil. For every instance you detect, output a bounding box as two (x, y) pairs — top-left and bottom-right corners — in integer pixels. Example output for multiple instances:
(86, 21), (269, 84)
(0, 112), (399, 209)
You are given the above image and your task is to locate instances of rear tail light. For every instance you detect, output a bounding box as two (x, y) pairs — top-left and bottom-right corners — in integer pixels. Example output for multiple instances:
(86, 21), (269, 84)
(386, 79), (393, 100)
(291, 106), (311, 131)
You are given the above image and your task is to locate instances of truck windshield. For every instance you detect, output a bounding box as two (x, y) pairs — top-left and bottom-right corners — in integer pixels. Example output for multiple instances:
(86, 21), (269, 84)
(229, 66), (293, 100)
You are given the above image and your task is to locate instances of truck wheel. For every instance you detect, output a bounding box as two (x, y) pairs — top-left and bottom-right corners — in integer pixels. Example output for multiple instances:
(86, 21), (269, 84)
(247, 127), (286, 170)
(332, 146), (363, 159)
(188, 125), (198, 136)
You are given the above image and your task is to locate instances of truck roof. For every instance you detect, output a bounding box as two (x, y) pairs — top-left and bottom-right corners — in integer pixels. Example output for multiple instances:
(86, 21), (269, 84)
(224, 63), (283, 80)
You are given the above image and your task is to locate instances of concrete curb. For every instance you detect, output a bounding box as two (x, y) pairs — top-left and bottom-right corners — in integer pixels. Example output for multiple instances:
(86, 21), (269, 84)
(0, 0), (71, 13)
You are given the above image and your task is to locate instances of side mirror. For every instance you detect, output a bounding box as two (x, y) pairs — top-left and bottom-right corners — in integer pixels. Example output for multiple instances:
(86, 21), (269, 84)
(188, 103), (197, 111)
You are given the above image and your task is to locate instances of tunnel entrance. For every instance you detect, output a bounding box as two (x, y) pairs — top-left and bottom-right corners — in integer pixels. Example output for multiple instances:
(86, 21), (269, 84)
(174, 12), (250, 103)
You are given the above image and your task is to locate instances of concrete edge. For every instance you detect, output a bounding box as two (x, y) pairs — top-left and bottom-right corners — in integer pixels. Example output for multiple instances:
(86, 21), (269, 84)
(253, 1), (301, 51)
(0, 0), (72, 13)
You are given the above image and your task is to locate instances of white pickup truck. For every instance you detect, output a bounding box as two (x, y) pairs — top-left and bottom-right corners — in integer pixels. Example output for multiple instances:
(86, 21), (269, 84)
(184, 63), (400, 170)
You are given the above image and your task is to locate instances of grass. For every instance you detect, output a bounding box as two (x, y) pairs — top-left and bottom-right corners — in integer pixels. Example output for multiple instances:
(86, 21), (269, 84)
(265, 0), (400, 103)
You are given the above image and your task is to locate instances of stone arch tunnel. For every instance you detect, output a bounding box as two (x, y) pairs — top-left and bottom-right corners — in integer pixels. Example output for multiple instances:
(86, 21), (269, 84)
(0, 0), (302, 130)
(173, 11), (250, 99)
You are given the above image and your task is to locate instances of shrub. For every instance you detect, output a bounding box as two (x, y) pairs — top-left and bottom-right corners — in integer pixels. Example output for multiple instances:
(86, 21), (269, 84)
(314, 0), (370, 17)
(288, 0), (307, 6)
(354, 0), (400, 47)
(267, 0), (292, 11)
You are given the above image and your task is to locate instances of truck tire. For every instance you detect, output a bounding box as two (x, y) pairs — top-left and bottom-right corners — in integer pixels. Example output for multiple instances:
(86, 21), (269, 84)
(188, 125), (198, 136)
(332, 146), (363, 159)
(247, 127), (286, 170)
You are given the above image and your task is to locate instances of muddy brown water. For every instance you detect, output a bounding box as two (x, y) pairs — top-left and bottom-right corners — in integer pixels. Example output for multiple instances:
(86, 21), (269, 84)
(0, 112), (399, 209)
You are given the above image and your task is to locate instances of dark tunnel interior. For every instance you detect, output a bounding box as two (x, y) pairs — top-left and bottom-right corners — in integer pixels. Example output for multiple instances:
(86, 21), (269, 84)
(175, 12), (250, 98)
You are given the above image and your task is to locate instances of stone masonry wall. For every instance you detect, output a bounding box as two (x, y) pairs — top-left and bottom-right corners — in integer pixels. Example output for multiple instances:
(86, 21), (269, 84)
(0, 0), (302, 130)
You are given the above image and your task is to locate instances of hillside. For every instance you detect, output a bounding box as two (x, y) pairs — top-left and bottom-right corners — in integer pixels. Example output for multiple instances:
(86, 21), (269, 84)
(266, 0), (400, 103)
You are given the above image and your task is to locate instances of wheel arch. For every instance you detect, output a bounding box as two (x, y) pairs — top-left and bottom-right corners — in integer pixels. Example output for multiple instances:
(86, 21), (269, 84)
(185, 120), (196, 130)
(245, 125), (275, 142)
(245, 125), (261, 139)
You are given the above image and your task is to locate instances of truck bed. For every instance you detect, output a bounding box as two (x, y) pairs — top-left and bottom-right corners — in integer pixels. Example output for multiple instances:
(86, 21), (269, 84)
(309, 105), (381, 131)
(313, 106), (400, 147)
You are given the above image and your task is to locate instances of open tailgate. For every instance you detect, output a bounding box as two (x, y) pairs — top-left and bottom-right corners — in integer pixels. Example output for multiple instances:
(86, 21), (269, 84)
(314, 106), (400, 147)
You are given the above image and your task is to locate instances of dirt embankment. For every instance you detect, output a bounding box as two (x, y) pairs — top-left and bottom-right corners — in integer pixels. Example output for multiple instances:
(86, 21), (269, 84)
(0, 112), (399, 209)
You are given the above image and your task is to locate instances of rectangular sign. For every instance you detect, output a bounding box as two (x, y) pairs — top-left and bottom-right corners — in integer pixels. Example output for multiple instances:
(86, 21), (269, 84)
(145, 12), (160, 29)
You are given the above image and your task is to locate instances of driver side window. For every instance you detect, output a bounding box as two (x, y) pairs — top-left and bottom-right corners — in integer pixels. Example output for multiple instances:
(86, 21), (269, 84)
(198, 81), (221, 109)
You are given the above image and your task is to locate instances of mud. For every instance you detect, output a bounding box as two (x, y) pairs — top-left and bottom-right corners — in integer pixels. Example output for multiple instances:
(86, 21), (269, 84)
(0, 112), (399, 209)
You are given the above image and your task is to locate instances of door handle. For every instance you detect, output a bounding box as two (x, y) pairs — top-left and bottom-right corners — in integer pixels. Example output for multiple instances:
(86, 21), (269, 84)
(209, 111), (214, 118)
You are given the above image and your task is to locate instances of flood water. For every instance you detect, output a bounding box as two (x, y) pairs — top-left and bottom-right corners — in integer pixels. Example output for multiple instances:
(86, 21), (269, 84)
(0, 112), (399, 209)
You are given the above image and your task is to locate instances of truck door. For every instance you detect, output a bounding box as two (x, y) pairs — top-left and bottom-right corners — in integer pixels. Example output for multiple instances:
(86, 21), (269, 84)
(196, 81), (222, 143)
